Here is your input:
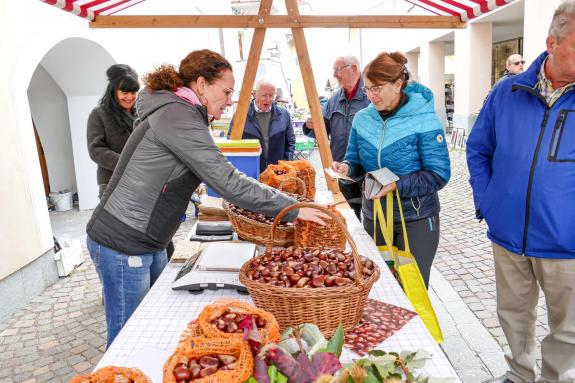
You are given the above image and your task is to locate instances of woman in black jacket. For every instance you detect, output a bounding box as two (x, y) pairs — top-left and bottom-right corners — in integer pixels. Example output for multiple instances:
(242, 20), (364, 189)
(87, 64), (140, 198)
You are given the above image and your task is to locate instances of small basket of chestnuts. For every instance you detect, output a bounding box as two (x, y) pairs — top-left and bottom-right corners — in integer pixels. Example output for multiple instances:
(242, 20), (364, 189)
(239, 202), (380, 337)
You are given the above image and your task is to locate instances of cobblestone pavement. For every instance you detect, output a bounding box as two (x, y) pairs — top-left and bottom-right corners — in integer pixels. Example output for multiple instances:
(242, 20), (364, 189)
(0, 149), (549, 382)
(435, 149), (547, 368)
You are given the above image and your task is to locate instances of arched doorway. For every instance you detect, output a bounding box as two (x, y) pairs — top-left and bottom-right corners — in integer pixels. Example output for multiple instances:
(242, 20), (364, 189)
(28, 37), (116, 211)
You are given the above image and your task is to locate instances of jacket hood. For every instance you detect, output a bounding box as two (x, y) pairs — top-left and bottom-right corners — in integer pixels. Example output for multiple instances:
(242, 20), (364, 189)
(135, 88), (208, 124)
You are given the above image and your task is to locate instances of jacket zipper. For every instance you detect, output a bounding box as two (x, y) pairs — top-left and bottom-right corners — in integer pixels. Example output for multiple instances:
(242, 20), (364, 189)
(513, 84), (551, 255)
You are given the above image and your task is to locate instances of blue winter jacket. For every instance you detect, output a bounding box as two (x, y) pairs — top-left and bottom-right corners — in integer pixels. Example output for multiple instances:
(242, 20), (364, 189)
(228, 100), (295, 173)
(344, 82), (451, 222)
(303, 79), (370, 162)
(467, 51), (575, 259)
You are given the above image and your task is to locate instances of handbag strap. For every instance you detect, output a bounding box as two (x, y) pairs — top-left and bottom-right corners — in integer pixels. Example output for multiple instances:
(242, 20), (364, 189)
(373, 191), (411, 264)
(373, 198), (399, 266)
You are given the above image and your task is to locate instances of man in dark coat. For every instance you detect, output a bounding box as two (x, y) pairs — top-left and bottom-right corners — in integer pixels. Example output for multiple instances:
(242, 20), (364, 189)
(228, 78), (295, 173)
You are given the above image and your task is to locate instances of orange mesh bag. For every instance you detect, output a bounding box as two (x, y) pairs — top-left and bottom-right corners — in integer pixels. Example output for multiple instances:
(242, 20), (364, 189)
(178, 319), (204, 346)
(70, 366), (151, 383)
(279, 160), (316, 199)
(294, 205), (347, 250)
(164, 337), (253, 383)
(196, 299), (280, 344)
(259, 164), (304, 195)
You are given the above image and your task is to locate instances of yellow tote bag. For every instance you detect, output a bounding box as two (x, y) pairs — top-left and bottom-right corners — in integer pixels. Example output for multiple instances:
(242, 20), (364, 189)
(373, 191), (444, 344)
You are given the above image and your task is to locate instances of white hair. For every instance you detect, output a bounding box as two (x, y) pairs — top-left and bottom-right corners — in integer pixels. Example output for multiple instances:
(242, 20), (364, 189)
(335, 55), (360, 68)
(253, 77), (276, 92)
(549, 0), (575, 41)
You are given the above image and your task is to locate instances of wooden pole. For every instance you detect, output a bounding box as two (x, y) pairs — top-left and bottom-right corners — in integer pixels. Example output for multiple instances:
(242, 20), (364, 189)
(229, 0), (272, 140)
(285, 0), (339, 193)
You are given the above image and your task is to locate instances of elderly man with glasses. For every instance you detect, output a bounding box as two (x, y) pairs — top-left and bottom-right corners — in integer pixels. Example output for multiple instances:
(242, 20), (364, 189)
(303, 55), (370, 219)
(228, 77), (295, 173)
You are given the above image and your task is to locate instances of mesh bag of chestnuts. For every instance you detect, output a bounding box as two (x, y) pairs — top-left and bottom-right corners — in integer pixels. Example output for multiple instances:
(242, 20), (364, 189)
(196, 299), (280, 344)
(164, 337), (253, 383)
(294, 205), (346, 250)
(259, 164), (304, 195)
(278, 159), (316, 199)
(70, 366), (151, 383)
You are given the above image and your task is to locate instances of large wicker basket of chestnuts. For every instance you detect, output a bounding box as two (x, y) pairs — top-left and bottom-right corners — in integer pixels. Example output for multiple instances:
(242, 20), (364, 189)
(239, 202), (380, 337)
(223, 192), (310, 247)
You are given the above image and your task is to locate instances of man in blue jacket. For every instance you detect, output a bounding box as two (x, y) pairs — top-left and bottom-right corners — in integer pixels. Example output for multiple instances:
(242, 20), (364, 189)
(304, 55), (370, 218)
(467, 3), (575, 382)
(229, 78), (295, 173)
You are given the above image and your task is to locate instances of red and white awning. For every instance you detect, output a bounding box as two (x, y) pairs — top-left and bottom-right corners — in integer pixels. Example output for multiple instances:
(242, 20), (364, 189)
(404, 0), (515, 21)
(40, 0), (516, 22)
(40, 0), (145, 21)
(405, 0), (515, 21)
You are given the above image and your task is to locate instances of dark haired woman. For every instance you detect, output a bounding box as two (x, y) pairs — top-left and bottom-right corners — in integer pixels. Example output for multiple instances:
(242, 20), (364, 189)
(87, 64), (140, 198)
(331, 52), (450, 288)
(86, 49), (328, 347)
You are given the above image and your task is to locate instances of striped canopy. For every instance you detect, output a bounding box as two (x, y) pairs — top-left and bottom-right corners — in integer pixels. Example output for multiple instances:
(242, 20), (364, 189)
(39, 0), (516, 22)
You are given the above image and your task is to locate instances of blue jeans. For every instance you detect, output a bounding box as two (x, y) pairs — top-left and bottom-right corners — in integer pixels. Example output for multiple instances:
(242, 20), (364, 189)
(86, 236), (167, 348)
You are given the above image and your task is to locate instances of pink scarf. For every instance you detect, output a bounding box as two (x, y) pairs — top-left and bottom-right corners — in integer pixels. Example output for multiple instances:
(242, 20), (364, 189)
(173, 87), (214, 121)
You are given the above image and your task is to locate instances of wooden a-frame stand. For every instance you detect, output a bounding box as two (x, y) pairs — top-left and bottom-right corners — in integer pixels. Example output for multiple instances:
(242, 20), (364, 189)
(91, 1), (464, 193)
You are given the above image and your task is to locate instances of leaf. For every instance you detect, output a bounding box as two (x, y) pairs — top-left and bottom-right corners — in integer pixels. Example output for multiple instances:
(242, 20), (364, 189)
(363, 370), (380, 383)
(368, 350), (387, 357)
(310, 352), (342, 376)
(325, 323), (344, 358)
(242, 315), (263, 355)
(276, 372), (288, 383)
(298, 323), (327, 350)
(245, 378), (259, 383)
(268, 365), (278, 382)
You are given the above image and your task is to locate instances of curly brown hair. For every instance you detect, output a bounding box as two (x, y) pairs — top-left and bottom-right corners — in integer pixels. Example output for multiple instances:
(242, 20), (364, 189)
(143, 49), (232, 91)
(363, 51), (410, 90)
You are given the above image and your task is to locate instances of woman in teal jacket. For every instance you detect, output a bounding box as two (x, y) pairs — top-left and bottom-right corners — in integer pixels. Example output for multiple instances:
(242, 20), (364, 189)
(331, 52), (450, 287)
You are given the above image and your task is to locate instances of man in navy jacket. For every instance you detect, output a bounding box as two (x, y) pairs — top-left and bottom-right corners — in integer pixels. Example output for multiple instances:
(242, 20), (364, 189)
(467, 3), (575, 382)
(229, 78), (295, 173)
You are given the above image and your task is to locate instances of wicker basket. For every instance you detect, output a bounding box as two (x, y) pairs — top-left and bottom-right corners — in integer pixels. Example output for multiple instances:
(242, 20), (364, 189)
(294, 205), (346, 250)
(222, 201), (295, 246)
(239, 202), (380, 337)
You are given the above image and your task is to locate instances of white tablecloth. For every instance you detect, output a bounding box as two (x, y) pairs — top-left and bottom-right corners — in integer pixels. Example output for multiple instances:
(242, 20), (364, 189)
(97, 209), (460, 382)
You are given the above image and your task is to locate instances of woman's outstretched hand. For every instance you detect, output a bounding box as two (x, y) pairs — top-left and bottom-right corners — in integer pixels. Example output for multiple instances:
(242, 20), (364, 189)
(296, 207), (331, 226)
(331, 161), (349, 175)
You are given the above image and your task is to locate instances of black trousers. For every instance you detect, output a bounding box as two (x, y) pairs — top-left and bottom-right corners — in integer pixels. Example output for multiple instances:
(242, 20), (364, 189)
(338, 180), (363, 219)
(363, 214), (440, 288)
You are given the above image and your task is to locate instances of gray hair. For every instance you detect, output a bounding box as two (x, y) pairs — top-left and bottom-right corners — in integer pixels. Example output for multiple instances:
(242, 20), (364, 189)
(549, 0), (575, 41)
(253, 77), (276, 92)
(336, 55), (361, 68)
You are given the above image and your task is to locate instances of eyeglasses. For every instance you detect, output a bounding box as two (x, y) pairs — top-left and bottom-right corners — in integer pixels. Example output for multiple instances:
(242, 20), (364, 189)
(213, 82), (235, 98)
(333, 64), (351, 73)
(361, 84), (387, 95)
(512, 60), (525, 66)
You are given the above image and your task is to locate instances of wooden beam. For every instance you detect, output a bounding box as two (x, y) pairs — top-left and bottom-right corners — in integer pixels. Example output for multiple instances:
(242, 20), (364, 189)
(90, 15), (465, 29)
(229, 0), (272, 140)
(285, 0), (339, 193)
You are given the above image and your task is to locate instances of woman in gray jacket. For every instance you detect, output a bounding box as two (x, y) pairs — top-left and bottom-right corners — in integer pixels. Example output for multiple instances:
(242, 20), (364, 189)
(86, 49), (327, 348)
(87, 64), (140, 198)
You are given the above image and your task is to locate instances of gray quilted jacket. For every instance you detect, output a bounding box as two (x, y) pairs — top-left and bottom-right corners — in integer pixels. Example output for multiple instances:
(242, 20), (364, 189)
(87, 89), (298, 254)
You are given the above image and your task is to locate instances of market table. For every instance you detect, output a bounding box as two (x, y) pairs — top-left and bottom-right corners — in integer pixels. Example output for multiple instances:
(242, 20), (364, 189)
(96, 208), (460, 382)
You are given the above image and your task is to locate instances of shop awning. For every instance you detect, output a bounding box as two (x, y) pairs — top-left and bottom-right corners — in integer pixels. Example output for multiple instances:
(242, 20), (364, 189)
(41, 0), (515, 22)
(405, 0), (514, 21)
(40, 0), (146, 21)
